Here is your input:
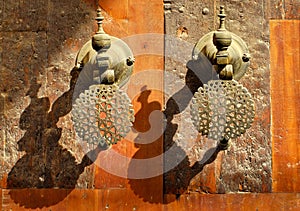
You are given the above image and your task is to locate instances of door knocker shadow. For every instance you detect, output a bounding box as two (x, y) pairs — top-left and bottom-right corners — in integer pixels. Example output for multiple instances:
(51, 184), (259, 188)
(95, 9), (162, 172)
(128, 56), (223, 204)
(7, 67), (106, 209)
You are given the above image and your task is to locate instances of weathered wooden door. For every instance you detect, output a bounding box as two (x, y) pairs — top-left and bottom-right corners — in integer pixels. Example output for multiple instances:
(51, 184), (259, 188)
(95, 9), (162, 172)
(0, 0), (299, 210)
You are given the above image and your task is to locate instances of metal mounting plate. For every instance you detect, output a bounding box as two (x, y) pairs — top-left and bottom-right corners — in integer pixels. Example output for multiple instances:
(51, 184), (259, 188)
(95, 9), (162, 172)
(75, 36), (134, 88)
(192, 32), (250, 80)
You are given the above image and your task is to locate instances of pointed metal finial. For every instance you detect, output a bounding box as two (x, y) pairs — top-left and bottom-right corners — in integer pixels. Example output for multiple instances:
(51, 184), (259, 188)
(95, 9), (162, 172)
(92, 8), (111, 51)
(95, 8), (105, 34)
(218, 6), (227, 31)
(213, 6), (232, 67)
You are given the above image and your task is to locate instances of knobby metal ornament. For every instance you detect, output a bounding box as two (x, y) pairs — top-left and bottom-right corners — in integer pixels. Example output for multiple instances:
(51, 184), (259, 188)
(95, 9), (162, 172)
(72, 84), (134, 147)
(191, 80), (255, 142)
(72, 9), (135, 147)
(191, 6), (255, 148)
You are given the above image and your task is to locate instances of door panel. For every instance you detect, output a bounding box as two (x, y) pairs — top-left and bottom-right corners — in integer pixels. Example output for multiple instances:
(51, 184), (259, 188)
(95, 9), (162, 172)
(93, 0), (164, 203)
(271, 20), (300, 192)
(1, 0), (300, 210)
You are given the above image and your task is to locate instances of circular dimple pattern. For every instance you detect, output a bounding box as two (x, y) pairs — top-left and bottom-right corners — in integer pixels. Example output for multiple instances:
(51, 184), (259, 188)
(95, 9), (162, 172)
(191, 80), (255, 141)
(72, 84), (134, 147)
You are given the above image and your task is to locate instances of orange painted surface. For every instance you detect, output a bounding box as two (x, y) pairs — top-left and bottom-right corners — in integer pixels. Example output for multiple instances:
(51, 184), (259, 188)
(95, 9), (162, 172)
(165, 193), (300, 210)
(93, 0), (164, 204)
(1, 189), (300, 210)
(100, 0), (128, 20)
(270, 20), (300, 192)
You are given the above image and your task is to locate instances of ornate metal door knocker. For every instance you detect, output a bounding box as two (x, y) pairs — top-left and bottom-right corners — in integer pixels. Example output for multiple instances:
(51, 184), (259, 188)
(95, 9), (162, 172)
(72, 9), (135, 148)
(191, 6), (255, 149)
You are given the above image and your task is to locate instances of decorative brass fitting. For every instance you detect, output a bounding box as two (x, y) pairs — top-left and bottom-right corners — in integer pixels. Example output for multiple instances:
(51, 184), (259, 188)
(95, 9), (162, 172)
(72, 8), (135, 147)
(75, 8), (135, 87)
(193, 6), (250, 80)
(191, 6), (255, 149)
